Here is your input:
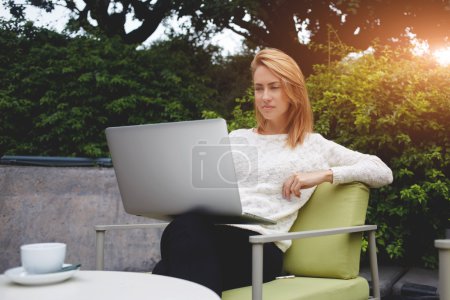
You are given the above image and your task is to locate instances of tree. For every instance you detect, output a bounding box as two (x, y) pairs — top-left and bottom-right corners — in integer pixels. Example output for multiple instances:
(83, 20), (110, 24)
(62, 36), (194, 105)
(186, 0), (450, 75)
(6, 0), (450, 75)
(3, 0), (177, 44)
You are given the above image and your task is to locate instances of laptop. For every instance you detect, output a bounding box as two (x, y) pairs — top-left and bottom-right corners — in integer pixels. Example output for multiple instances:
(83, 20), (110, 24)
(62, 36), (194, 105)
(105, 118), (276, 225)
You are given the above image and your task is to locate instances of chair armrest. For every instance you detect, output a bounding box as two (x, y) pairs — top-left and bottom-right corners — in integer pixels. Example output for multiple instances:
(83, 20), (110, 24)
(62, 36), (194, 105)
(249, 225), (380, 300)
(249, 225), (377, 244)
(95, 223), (168, 270)
(95, 223), (168, 231)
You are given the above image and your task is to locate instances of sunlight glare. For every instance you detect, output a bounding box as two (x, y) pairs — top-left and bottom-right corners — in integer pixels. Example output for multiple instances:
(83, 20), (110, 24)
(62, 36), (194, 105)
(433, 47), (450, 66)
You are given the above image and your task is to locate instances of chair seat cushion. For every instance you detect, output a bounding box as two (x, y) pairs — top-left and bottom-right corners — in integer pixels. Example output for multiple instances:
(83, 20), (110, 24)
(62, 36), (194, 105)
(222, 276), (369, 300)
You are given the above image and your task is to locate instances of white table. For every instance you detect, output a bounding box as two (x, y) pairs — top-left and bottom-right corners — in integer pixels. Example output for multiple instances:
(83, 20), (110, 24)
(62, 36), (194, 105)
(0, 270), (221, 300)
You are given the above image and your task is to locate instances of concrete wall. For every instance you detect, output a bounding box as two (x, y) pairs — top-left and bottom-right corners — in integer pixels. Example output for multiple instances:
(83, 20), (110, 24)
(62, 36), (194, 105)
(0, 165), (164, 273)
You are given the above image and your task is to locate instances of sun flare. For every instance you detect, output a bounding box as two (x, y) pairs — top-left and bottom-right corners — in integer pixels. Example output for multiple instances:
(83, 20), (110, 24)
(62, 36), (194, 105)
(433, 47), (450, 66)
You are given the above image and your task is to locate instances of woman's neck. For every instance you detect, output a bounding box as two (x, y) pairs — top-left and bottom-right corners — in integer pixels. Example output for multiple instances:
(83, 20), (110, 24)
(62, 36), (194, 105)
(258, 121), (288, 135)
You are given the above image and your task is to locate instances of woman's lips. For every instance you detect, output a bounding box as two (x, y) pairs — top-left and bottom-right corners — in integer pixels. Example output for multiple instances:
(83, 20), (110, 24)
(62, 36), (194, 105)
(262, 105), (275, 110)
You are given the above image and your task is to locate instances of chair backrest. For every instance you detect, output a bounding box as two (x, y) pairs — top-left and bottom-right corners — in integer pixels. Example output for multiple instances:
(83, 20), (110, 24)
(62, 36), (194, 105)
(283, 182), (369, 279)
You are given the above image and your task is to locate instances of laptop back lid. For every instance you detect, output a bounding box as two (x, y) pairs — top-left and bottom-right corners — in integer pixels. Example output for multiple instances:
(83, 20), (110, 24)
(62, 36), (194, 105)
(105, 118), (243, 221)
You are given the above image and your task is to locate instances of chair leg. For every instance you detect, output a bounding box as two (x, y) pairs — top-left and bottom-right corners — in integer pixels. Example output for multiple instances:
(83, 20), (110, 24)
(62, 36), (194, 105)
(252, 243), (264, 300)
(96, 230), (106, 270)
(368, 230), (381, 299)
(435, 240), (450, 300)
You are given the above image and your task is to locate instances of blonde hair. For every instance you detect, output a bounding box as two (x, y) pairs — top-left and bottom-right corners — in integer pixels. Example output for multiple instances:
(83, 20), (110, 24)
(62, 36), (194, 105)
(251, 48), (313, 147)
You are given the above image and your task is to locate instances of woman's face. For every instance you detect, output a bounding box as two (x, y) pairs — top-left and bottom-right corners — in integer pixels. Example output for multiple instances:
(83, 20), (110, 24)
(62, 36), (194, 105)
(253, 65), (290, 127)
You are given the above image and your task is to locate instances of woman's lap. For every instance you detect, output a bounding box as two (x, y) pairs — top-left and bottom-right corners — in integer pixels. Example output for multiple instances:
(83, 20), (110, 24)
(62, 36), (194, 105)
(152, 212), (282, 296)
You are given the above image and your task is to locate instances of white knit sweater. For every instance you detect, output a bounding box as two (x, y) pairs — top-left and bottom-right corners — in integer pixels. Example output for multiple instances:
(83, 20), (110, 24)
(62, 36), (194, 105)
(228, 128), (393, 252)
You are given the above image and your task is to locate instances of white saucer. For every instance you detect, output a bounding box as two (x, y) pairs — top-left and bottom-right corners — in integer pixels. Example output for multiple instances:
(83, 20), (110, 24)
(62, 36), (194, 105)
(4, 264), (80, 285)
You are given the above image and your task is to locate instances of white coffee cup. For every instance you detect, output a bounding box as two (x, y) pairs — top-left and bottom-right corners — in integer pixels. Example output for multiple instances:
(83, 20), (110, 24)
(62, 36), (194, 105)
(20, 243), (66, 274)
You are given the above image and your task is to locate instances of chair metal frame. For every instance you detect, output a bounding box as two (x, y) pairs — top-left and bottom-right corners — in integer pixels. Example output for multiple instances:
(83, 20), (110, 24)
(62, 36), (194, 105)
(95, 223), (380, 300)
(95, 223), (168, 271)
(248, 225), (380, 300)
(435, 239), (450, 300)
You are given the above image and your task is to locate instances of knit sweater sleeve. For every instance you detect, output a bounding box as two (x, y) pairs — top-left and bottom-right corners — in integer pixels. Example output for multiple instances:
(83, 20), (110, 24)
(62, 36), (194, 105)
(313, 134), (393, 188)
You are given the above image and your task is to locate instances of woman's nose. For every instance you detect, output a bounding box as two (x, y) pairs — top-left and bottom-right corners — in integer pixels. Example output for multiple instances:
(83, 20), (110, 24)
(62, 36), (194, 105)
(262, 88), (271, 100)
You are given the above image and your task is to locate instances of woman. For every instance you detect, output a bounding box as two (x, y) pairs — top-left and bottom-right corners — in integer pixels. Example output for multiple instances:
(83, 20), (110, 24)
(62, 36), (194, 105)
(153, 48), (393, 296)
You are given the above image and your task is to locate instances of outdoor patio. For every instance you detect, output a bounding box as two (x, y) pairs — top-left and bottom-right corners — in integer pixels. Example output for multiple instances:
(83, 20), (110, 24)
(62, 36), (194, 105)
(0, 161), (447, 299)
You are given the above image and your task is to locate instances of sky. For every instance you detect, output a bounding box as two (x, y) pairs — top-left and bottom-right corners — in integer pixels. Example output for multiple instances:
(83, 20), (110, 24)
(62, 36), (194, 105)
(0, 2), (244, 55)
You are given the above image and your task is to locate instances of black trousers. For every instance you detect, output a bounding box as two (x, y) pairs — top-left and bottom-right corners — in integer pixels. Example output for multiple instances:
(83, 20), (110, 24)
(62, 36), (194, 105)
(152, 212), (283, 296)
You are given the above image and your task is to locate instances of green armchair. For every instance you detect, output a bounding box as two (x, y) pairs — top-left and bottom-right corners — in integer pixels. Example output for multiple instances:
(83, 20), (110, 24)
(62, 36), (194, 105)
(222, 182), (379, 300)
(95, 182), (380, 300)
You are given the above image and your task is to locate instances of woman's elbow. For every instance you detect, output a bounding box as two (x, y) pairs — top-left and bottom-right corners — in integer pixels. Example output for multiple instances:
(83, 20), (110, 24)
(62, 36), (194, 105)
(373, 165), (394, 188)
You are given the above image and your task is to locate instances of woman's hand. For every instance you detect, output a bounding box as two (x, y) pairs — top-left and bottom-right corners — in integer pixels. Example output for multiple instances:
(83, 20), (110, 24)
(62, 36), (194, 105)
(282, 170), (333, 200)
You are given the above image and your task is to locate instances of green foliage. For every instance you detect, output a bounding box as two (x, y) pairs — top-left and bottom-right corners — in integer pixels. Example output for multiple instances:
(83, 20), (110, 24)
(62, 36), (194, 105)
(202, 88), (256, 132)
(226, 89), (257, 131)
(307, 46), (450, 268)
(0, 20), (225, 157)
(205, 53), (253, 118)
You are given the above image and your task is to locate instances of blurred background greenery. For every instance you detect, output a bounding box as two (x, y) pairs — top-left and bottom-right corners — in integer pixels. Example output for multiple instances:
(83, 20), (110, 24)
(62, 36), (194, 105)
(1, 0), (449, 270)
